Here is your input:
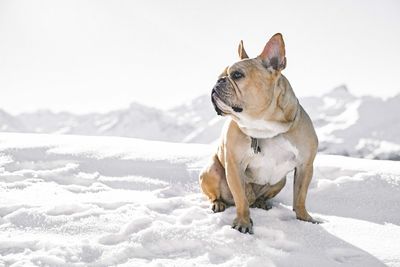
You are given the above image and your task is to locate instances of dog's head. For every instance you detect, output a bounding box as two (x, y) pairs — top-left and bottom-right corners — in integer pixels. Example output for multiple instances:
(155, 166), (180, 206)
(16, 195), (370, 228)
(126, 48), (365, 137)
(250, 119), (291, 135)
(211, 33), (287, 121)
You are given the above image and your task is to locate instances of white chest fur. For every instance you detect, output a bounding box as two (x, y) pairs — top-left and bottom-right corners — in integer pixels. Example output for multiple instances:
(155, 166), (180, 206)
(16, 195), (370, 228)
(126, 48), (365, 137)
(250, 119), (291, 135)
(245, 135), (298, 186)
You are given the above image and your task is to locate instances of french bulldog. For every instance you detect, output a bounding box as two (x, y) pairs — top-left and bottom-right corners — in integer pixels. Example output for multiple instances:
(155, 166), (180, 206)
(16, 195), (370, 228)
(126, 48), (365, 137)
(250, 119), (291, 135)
(199, 33), (318, 234)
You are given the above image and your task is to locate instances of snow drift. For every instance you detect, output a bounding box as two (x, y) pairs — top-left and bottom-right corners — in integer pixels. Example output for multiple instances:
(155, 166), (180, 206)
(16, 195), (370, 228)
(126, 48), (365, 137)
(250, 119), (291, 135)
(0, 133), (399, 266)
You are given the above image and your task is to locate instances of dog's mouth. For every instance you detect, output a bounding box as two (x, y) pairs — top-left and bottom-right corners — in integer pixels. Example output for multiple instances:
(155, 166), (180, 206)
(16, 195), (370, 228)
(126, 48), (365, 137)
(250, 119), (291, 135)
(211, 90), (242, 116)
(211, 90), (225, 116)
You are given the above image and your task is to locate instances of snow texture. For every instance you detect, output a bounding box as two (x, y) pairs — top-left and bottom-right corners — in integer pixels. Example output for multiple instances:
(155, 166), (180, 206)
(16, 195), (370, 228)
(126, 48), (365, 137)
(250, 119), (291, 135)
(1, 133), (399, 266)
(1, 86), (400, 160)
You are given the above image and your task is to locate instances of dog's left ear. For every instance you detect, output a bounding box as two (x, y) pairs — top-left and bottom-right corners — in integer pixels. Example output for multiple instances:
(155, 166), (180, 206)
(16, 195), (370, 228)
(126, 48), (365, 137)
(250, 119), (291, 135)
(238, 40), (249, 60)
(259, 33), (286, 71)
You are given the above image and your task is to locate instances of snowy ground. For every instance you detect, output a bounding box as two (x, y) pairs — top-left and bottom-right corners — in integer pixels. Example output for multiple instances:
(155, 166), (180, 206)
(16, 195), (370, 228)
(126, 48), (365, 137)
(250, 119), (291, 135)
(1, 133), (400, 266)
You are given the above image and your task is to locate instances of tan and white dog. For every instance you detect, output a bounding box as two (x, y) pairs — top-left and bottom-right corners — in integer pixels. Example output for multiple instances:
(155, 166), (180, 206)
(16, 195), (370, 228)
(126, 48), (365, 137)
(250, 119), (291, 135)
(199, 33), (318, 234)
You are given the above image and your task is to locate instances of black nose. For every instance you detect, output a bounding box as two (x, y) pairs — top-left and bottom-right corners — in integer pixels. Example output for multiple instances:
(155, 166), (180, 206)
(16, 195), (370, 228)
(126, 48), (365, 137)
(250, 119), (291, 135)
(217, 77), (227, 84)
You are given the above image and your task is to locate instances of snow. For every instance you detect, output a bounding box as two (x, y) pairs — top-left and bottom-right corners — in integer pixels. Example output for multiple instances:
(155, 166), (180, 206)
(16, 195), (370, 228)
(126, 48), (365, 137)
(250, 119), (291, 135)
(1, 133), (399, 266)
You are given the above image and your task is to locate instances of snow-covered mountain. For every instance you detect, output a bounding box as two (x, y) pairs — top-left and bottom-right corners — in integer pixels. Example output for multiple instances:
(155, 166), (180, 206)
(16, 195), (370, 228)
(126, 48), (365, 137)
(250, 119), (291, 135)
(0, 133), (399, 266)
(13, 103), (196, 142)
(0, 86), (399, 159)
(0, 110), (26, 132)
(301, 86), (400, 160)
(7, 99), (215, 143)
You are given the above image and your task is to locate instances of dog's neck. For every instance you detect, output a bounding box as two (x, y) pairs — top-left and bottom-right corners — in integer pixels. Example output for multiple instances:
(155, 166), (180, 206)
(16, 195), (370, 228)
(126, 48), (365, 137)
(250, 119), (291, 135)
(234, 114), (296, 139)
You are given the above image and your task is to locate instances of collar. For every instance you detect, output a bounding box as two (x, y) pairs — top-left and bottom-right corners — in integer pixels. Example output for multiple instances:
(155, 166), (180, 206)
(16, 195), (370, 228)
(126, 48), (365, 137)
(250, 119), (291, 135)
(250, 137), (261, 154)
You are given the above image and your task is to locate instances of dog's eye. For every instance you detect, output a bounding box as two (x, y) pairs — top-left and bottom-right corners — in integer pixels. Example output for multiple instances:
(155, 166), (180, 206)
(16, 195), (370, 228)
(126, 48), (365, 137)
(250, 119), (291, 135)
(230, 71), (244, 80)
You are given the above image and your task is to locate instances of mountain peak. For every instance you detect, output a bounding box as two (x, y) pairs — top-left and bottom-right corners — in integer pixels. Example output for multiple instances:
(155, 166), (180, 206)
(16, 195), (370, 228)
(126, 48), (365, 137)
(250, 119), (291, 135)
(325, 85), (355, 99)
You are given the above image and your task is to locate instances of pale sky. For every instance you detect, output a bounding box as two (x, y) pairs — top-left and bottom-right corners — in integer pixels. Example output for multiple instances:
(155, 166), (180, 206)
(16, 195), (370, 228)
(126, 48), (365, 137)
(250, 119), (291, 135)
(0, 0), (399, 114)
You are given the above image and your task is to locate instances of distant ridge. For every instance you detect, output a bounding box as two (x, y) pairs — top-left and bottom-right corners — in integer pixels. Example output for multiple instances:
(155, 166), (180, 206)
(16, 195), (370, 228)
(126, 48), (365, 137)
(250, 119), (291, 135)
(1, 85), (399, 160)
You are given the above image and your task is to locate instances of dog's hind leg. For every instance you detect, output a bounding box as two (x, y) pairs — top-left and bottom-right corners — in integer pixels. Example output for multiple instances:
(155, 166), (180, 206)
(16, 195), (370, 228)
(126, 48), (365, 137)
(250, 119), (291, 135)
(251, 177), (287, 210)
(264, 177), (287, 199)
(199, 154), (233, 212)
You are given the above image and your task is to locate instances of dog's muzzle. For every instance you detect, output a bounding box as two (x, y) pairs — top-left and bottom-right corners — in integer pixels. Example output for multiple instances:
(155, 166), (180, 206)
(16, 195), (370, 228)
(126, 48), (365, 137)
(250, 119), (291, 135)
(211, 77), (228, 115)
(211, 77), (242, 115)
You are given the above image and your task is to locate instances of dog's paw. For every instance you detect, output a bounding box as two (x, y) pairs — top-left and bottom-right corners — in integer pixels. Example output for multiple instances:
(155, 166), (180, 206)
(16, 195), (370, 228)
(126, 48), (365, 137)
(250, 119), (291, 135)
(295, 209), (321, 224)
(232, 217), (254, 234)
(211, 199), (226, 213)
(250, 198), (272, 210)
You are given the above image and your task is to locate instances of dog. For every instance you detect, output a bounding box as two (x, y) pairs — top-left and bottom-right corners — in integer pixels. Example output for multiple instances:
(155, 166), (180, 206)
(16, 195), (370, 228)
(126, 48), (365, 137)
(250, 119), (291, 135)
(199, 33), (318, 234)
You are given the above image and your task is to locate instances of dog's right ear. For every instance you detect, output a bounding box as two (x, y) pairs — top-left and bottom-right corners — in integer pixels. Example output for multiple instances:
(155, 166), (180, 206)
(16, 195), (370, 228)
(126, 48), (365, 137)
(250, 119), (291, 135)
(238, 40), (249, 60)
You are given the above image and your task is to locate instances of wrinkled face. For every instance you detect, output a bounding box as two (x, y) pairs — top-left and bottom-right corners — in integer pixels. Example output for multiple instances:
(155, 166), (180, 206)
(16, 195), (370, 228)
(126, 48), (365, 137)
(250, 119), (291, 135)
(211, 58), (278, 120)
(211, 33), (287, 121)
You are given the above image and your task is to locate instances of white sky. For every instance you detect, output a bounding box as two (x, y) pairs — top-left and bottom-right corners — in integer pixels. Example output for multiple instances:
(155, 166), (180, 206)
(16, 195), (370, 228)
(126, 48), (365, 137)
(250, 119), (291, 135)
(0, 0), (399, 114)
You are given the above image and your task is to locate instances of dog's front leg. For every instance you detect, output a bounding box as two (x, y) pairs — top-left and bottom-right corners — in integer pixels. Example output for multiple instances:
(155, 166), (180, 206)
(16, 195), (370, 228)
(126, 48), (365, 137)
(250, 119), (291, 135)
(293, 163), (319, 223)
(225, 152), (253, 234)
